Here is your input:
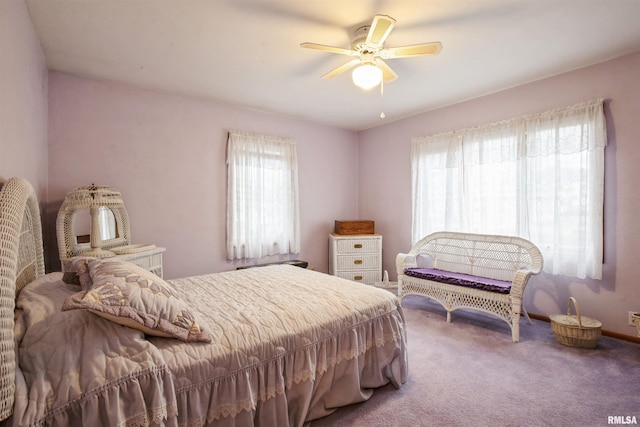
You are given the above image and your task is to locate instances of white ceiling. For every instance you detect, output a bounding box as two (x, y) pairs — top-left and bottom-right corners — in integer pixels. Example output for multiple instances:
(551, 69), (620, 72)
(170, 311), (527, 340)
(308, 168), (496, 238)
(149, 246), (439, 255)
(25, 0), (640, 131)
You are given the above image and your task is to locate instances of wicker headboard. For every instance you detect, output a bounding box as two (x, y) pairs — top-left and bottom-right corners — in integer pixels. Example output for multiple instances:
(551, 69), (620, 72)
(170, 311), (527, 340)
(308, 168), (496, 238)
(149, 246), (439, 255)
(0, 178), (45, 422)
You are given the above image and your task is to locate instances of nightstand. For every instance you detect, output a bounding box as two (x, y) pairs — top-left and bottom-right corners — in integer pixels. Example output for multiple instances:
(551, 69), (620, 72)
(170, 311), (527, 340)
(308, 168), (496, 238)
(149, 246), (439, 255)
(329, 233), (382, 285)
(112, 245), (166, 278)
(61, 246), (166, 278)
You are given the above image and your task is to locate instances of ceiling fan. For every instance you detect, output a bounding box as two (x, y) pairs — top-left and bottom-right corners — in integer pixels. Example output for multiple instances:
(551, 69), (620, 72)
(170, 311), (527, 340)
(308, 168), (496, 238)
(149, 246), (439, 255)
(300, 14), (442, 90)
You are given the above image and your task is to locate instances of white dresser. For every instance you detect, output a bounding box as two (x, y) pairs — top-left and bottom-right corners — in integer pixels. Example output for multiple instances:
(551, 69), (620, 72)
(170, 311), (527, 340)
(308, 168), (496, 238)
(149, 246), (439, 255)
(61, 246), (166, 278)
(329, 233), (382, 285)
(56, 184), (166, 278)
(114, 246), (166, 278)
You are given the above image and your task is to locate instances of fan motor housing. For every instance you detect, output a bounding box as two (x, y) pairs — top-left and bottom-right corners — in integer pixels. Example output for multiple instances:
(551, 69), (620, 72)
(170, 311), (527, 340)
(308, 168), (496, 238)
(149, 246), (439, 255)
(351, 25), (372, 52)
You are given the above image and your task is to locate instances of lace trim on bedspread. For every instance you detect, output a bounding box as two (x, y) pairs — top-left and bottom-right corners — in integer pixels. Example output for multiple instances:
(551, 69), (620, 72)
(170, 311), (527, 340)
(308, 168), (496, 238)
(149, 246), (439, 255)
(121, 401), (178, 427)
(21, 366), (177, 427)
(12, 269), (407, 427)
(175, 309), (406, 427)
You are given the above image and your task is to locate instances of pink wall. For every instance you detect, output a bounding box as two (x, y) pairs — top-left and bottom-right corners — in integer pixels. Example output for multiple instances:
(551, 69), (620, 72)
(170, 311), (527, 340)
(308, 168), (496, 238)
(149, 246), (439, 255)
(0, 0), (48, 197)
(47, 72), (359, 278)
(358, 51), (640, 336)
(7, 0), (639, 337)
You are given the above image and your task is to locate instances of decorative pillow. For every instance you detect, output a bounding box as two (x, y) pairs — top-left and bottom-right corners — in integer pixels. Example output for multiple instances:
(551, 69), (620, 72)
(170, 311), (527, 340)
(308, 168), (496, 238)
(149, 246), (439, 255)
(61, 258), (80, 285)
(62, 258), (211, 343)
(61, 271), (81, 286)
(61, 257), (95, 288)
(416, 254), (433, 269)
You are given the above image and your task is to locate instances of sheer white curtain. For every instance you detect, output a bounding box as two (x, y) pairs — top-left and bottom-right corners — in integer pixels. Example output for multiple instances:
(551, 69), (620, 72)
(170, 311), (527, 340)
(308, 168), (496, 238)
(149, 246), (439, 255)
(226, 131), (300, 260)
(412, 99), (607, 279)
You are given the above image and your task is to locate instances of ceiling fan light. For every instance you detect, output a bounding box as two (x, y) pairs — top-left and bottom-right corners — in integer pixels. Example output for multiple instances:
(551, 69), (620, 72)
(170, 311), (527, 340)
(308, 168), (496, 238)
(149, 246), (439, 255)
(352, 63), (382, 90)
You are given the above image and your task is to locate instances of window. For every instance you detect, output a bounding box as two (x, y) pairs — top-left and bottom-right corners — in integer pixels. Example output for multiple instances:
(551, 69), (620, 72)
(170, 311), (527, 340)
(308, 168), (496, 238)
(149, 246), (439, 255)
(411, 99), (607, 279)
(226, 131), (300, 260)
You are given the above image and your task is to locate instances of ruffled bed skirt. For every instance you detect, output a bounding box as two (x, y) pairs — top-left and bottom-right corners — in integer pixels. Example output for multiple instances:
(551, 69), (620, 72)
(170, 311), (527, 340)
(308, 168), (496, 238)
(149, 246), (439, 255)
(9, 267), (408, 427)
(170, 309), (407, 427)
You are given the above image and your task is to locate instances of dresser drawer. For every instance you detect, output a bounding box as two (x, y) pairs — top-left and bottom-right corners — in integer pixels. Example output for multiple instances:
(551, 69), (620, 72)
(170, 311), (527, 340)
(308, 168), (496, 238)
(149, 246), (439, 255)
(329, 233), (382, 285)
(335, 270), (381, 284)
(335, 238), (381, 254)
(336, 254), (380, 270)
(115, 248), (165, 278)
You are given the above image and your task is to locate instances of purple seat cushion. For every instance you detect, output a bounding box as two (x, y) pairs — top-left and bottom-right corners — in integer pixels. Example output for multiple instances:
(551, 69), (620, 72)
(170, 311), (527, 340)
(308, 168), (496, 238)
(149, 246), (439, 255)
(404, 268), (512, 294)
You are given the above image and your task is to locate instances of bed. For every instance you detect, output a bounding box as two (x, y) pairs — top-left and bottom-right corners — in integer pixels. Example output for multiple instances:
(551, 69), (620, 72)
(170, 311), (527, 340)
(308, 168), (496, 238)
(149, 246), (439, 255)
(0, 177), (408, 427)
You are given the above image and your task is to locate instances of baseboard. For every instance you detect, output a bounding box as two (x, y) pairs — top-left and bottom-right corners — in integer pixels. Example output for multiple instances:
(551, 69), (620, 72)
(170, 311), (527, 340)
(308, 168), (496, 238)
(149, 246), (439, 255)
(529, 312), (640, 345)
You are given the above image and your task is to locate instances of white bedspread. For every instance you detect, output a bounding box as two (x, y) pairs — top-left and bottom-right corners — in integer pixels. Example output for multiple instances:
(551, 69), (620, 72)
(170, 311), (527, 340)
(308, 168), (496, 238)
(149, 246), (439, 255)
(8, 265), (407, 427)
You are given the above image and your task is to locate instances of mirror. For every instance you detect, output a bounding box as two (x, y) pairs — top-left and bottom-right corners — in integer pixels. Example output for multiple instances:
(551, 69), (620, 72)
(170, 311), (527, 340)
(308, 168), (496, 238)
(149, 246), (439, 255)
(97, 206), (117, 240)
(56, 184), (132, 259)
(72, 208), (91, 244)
(72, 207), (118, 244)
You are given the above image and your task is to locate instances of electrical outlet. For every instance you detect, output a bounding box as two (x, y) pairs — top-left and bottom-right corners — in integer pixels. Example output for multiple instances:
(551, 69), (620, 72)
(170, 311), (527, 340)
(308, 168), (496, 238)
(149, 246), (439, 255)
(629, 311), (640, 326)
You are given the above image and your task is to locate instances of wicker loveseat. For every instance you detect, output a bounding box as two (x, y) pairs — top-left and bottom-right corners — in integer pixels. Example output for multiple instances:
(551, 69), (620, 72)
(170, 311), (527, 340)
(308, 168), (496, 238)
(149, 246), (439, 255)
(396, 231), (543, 342)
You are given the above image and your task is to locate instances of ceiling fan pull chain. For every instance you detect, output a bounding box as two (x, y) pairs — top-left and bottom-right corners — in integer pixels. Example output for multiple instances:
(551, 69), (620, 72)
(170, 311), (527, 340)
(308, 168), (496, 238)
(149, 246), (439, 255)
(380, 79), (386, 119)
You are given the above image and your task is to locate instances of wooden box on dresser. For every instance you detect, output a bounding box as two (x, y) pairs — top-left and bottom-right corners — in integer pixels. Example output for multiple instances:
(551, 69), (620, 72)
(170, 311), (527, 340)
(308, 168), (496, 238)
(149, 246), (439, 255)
(329, 233), (382, 285)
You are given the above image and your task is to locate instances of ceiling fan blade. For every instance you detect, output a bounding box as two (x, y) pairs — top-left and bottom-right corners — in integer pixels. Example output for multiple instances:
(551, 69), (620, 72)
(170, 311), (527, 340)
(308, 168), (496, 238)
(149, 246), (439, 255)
(300, 42), (357, 56)
(382, 42), (443, 58)
(321, 59), (360, 79)
(376, 59), (398, 83)
(365, 15), (396, 49)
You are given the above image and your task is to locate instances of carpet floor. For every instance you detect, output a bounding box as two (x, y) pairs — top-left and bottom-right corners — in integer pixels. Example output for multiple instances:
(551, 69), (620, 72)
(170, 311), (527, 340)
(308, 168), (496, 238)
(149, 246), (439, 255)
(311, 295), (640, 427)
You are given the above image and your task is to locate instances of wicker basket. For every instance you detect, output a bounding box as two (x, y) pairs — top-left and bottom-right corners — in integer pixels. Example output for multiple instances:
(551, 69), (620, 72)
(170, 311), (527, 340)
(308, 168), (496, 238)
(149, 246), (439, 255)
(550, 297), (602, 348)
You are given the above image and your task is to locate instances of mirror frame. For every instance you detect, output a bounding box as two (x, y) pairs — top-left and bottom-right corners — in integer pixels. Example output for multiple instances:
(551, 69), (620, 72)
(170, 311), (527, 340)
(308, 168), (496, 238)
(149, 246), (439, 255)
(56, 185), (131, 259)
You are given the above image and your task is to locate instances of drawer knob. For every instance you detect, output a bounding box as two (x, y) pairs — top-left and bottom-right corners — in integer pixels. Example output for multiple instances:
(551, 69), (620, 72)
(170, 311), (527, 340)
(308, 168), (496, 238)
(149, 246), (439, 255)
(354, 259), (363, 265)
(354, 275), (363, 281)
(354, 244), (363, 249)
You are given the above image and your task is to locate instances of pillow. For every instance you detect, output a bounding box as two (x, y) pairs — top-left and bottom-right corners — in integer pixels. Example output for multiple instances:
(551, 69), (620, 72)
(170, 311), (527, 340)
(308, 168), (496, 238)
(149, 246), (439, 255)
(62, 258), (211, 343)
(61, 271), (81, 286)
(416, 254), (433, 269)
(61, 257), (94, 288)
